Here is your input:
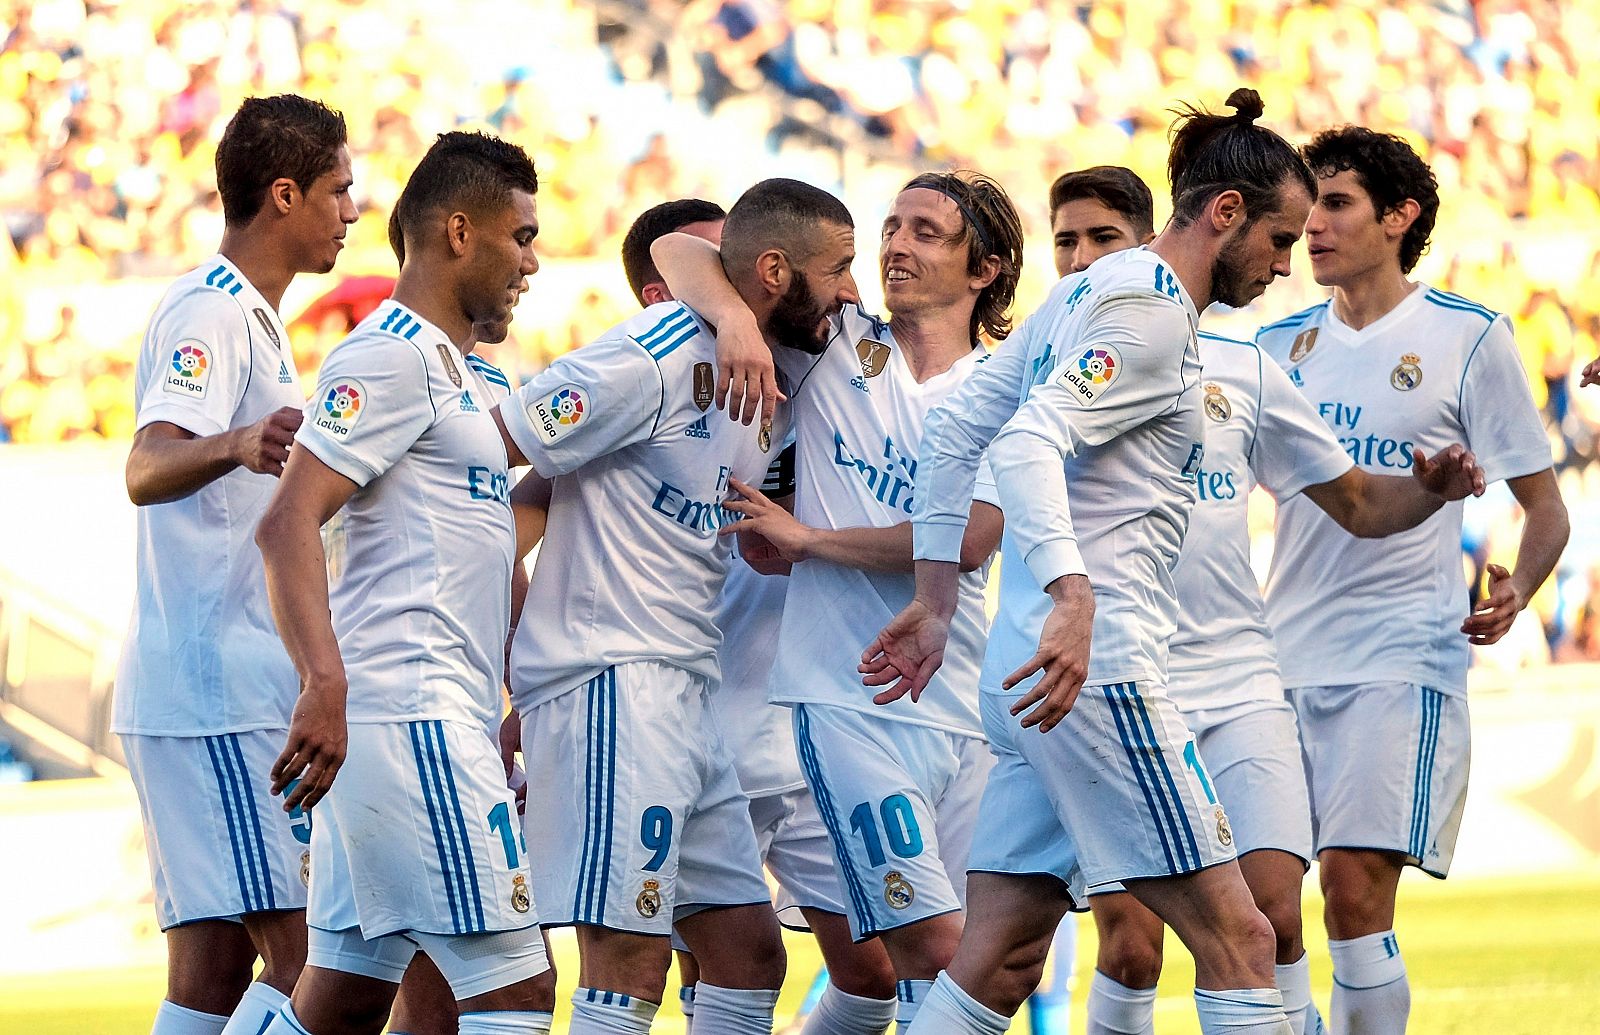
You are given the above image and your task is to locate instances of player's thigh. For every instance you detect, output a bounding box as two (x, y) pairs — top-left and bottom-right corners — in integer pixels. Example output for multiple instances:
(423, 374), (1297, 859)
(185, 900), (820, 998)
(791, 704), (964, 941)
(1006, 681), (1234, 890)
(123, 730), (309, 932)
(800, 907), (897, 999)
(163, 920), (258, 1011)
(1190, 698), (1313, 866)
(300, 926), (413, 1032)
(676, 717), (777, 922)
(391, 954), (458, 1035)
(758, 785), (849, 923)
(1291, 682), (1470, 877)
(411, 926), (553, 1007)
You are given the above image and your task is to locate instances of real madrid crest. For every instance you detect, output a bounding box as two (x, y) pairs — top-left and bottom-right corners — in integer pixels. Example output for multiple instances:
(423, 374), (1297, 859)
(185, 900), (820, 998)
(1215, 805), (1233, 848)
(692, 362), (715, 412)
(1390, 353), (1422, 392)
(883, 870), (915, 910)
(856, 337), (890, 379)
(436, 344), (463, 387)
(1289, 327), (1318, 363)
(300, 850), (311, 888)
(758, 422), (772, 453)
(1203, 382), (1232, 423)
(637, 878), (663, 918)
(512, 874), (532, 913)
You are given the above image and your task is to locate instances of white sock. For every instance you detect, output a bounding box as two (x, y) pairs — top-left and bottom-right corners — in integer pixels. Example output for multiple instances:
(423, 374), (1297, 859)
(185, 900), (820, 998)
(681, 985), (698, 1035)
(220, 982), (288, 1035)
(569, 988), (659, 1035)
(693, 983), (779, 1035)
(905, 972), (1007, 1035)
(1086, 971), (1155, 1035)
(1193, 988), (1291, 1034)
(1274, 955), (1320, 1035)
(459, 1010), (555, 1034)
(259, 1002), (312, 1035)
(894, 979), (933, 1035)
(801, 985), (896, 1035)
(152, 1001), (230, 1035)
(1329, 931), (1409, 1035)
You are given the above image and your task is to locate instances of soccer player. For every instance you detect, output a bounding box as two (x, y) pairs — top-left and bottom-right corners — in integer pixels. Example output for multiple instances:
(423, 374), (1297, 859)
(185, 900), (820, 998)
(116, 94), (355, 1035)
(255, 131), (552, 1035)
(625, 198), (901, 1035)
(1047, 168), (1484, 1035)
(862, 89), (1312, 1035)
(653, 170), (1022, 1034)
(492, 178), (860, 1035)
(1256, 126), (1570, 1035)
(1048, 166), (1156, 278)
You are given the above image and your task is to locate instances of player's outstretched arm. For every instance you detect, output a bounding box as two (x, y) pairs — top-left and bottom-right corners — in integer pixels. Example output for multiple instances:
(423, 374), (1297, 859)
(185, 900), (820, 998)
(1462, 468), (1569, 645)
(861, 559), (962, 702)
(255, 446), (360, 811)
(126, 406), (303, 505)
(1300, 445), (1486, 538)
(652, 231), (781, 426)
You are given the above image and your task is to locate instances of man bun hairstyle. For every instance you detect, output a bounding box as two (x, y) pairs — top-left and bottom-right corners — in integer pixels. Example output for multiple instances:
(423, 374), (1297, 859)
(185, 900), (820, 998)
(1048, 166), (1156, 240)
(621, 198), (728, 305)
(1302, 125), (1439, 274)
(393, 131), (539, 250)
(720, 178), (853, 282)
(216, 94), (348, 227)
(1167, 88), (1314, 228)
(902, 170), (1025, 341)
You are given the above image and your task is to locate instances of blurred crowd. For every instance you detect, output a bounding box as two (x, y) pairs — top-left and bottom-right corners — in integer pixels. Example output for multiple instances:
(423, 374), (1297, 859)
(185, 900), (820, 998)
(2, 0), (1598, 664)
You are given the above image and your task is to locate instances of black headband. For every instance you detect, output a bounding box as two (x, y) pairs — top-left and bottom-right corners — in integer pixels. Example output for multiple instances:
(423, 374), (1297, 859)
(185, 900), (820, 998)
(919, 180), (995, 257)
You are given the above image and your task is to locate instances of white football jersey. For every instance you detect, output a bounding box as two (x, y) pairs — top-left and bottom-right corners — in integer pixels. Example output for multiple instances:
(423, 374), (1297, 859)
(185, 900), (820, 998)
(500, 302), (787, 709)
(771, 306), (997, 737)
(114, 256), (302, 737)
(1258, 286), (1552, 695)
(914, 248), (1204, 692)
(1167, 332), (1353, 709)
(295, 301), (515, 729)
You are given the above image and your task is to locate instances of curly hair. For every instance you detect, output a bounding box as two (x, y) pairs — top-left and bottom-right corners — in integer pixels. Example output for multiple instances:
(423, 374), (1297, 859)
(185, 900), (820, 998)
(900, 170), (1025, 341)
(1302, 126), (1440, 274)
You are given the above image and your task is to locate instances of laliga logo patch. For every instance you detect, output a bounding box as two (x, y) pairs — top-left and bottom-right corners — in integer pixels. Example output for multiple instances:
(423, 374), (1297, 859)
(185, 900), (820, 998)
(1057, 345), (1120, 405)
(856, 337), (890, 379)
(1289, 327), (1318, 363)
(636, 878), (663, 918)
(883, 871), (914, 909)
(511, 874), (531, 913)
(314, 379), (366, 438)
(164, 340), (211, 397)
(1214, 805), (1233, 848)
(1203, 382), (1232, 423)
(1390, 353), (1422, 392)
(531, 384), (588, 443)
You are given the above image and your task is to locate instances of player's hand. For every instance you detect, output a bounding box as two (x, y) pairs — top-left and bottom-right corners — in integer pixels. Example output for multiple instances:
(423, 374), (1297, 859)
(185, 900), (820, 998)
(738, 527), (794, 576)
(271, 682), (348, 812)
(232, 406), (303, 477)
(860, 598), (952, 704)
(1006, 575), (1094, 733)
(714, 318), (783, 426)
(1412, 444), (1485, 501)
(1582, 355), (1600, 388)
(720, 477), (813, 561)
(497, 708), (521, 781)
(1461, 562), (1526, 645)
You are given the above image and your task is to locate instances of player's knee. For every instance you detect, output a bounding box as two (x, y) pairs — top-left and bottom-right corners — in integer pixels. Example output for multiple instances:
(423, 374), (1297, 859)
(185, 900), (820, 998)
(886, 917), (962, 978)
(826, 948), (897, 1000)
(1319, 859), (1393, 935)
(1095, 929), (1163, 990)
(1252, 889), (1304, 962)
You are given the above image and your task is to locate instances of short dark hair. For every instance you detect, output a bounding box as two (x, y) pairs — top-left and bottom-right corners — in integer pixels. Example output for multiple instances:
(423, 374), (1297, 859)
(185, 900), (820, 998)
(216, 94), (348, 226)
(720, 178), (853, 283)
(1302, 126), (1440, 274)
(621, 199), (727, 304)
(387, 206), (403, 263)
(1167, 88), (1315, 229)
(1048, 166), (1155, 239)
(393, 131), (539, 250)
(901, 170), (1025, 341)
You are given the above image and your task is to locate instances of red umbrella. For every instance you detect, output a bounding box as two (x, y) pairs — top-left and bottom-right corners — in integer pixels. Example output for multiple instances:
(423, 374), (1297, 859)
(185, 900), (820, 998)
(291, 275), (396, 330)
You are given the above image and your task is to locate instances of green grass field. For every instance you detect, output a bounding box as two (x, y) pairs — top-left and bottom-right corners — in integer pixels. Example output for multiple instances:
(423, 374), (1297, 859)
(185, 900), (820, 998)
(4, 871), (1597, 1034)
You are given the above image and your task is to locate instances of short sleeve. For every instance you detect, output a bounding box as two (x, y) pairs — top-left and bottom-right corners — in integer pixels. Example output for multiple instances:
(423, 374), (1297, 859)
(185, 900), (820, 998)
(499, 334), (664, 478)
(1458, 317), (1555, 483)
(135, 290), (253, 438)
(296, 336), (435, 486)
(1250, 353), (1353, 498)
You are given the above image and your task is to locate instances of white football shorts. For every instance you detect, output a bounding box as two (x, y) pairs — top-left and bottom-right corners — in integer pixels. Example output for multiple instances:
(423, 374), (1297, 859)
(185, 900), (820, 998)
(792, 702), (991, 941)
(521, 661), (772, 935)
(1289, 682), (1469, 877)
(122, 729), (309, 930)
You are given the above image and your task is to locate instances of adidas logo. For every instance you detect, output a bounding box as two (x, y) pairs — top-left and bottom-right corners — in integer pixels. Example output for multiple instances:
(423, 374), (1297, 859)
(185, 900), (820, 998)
(278, 361), (292, 384)
(460, 390), (479, 413)
(685, 415), (710, 439)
